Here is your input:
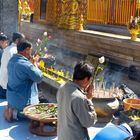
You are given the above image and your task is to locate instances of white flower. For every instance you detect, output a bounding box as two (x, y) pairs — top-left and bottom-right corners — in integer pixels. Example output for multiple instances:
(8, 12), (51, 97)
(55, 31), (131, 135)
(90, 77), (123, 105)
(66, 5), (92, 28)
(37, 38), (41, 43)
(99, 56), (105, 64)
(43, 32), (48, 36)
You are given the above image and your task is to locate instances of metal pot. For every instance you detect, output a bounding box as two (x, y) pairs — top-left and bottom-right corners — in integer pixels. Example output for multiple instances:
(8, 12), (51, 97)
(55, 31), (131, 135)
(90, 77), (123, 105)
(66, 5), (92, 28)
(92, 97), (119, 122)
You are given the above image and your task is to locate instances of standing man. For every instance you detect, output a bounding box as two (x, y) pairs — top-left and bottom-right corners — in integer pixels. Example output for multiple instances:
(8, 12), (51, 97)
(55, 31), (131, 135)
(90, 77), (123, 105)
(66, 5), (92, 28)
(4, 41), (43, 122)
(0, 32), (25, 99)
(57, 61), (97, 140)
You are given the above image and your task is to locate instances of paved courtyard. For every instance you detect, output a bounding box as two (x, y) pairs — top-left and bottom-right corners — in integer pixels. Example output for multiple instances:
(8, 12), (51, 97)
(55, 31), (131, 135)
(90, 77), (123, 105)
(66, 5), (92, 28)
(0, 99), (107, 140)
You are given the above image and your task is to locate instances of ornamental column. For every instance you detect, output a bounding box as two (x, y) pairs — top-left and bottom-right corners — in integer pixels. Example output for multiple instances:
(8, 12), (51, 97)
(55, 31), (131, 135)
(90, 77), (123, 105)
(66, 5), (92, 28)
(56, 0), (87, 30)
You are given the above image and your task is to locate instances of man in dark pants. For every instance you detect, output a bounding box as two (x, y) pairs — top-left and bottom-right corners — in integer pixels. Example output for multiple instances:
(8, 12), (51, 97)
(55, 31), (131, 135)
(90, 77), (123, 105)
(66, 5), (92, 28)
(0, 33), (8, 65)
(0, 33), (8, 99)
(4, 40), (43, 122)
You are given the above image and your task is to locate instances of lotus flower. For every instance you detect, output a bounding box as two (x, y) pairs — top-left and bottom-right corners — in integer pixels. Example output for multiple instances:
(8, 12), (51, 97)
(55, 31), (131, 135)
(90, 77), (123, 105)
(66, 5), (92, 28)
(92, 56), (105, 83)
(43, 32), (47, 36)
(99, 56), (105, 64)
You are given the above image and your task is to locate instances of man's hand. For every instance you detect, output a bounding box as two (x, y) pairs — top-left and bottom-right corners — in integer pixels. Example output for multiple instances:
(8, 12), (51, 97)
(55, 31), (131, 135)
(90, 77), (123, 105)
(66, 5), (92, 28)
(30, 54), (40, 67)
(86, 84), (94, 99)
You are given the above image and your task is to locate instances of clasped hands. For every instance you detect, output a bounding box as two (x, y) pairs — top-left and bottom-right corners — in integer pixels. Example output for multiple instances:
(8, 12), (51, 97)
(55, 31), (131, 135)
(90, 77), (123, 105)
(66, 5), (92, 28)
(30, 53), (40, 67)
(85, 84), (94, 100)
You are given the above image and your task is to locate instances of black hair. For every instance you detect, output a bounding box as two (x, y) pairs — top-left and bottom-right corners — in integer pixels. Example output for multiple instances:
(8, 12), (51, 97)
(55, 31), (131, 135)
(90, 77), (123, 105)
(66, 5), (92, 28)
(73, 61), (94, 80)
(0, 34), (8, 41)
(12, 32), (24, 42)
(17, 40), (32, 52)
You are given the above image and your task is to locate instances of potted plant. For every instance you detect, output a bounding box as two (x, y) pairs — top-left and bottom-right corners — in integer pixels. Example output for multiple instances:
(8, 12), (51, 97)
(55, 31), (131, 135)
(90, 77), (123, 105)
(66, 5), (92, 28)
(128, 12), (140, 41)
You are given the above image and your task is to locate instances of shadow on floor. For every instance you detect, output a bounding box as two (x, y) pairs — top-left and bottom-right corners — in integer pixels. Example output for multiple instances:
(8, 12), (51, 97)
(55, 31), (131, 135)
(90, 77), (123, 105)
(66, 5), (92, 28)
(0, 99), (57, 140)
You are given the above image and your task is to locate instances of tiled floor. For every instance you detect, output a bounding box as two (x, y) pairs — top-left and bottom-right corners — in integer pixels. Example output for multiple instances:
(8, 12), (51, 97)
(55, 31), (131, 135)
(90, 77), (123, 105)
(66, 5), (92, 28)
(0, 99), (106, 140)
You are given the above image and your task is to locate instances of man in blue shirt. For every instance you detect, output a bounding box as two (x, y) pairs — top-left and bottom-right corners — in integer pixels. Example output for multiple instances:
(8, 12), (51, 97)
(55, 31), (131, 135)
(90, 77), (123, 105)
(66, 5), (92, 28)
(4, 40), (43, 122)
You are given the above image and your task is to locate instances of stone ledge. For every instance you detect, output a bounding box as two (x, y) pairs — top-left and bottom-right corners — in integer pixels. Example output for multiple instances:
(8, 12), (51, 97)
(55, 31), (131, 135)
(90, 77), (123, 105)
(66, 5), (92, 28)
(20, 22), (140, 69)
(86, 24), (130, 36)
(42, 76), (61, 89)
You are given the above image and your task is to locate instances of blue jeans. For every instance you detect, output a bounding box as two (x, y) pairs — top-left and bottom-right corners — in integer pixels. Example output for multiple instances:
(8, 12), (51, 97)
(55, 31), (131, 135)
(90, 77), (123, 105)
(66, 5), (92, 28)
(0, 86), (6, 99)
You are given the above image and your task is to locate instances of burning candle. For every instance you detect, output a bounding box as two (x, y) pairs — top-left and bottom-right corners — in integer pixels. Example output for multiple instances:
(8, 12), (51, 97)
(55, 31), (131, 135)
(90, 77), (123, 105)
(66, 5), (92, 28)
(39, 60), (44, 68)
(71, 74), (73, 80)
(130, 16), (133, 23)
(135, 17), (138, 24)
(66, 71), (69, 78)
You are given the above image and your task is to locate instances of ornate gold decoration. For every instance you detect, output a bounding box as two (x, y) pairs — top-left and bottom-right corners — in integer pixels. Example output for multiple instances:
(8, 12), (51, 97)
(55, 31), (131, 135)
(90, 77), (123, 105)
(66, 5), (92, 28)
(127, 0), (140, 41)
(136, 0), (140, 9)
(18, 0), (31, 21)
(78, 14), (84, 31)
(129, 29), (139, 41)
(58, 0), (79, 30)
(46, 0), (56, 24)
(57, 0), (67, 27)
(18, 0), (22, 27)
(55, 0), (87, 30)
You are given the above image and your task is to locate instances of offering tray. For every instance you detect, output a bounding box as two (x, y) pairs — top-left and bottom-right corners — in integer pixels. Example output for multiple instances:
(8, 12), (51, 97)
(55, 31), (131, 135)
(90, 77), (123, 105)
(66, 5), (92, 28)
(23, 103), (57, 136)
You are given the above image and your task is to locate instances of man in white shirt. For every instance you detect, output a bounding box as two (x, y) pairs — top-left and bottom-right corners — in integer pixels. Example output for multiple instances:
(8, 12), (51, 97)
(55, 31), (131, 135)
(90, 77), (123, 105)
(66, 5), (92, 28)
(0, 33), (8, 65)
(0, 32), (25, 99)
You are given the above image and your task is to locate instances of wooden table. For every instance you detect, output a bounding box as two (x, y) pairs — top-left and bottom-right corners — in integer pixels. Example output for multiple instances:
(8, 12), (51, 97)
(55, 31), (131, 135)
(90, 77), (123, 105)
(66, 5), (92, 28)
(24, 103), (57, 136)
